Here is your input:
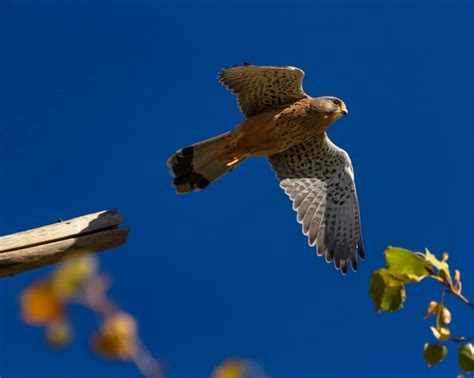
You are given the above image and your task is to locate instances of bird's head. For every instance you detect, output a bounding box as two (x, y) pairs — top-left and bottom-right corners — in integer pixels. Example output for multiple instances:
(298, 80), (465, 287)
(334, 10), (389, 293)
(310, 96), (348, 121)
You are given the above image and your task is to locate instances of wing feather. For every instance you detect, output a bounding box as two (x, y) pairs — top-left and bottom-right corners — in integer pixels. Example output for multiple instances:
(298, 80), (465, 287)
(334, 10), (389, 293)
(268, 133), (364, 274)
(218, 64), (309, 117)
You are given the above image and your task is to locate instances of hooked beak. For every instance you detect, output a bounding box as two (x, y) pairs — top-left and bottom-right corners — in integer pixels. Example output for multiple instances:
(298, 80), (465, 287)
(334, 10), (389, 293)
(340, 102), (348, 115)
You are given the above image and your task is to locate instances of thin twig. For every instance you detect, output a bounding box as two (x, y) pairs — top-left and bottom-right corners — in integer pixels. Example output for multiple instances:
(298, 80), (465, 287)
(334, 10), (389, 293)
(451, 336), (474, 343)
(430, 275), (474, 309)
(131, 339), (166, 378)
(445, 285), (474, 309)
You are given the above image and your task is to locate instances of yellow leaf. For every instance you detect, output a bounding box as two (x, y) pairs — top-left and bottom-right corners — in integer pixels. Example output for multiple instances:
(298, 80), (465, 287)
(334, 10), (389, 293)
(425, 301), (439, 318)
(425, 249), (452, 284)
(440, 306), (452, 326)
(51, 256), (98, 299)
(430, 326), (451, 342)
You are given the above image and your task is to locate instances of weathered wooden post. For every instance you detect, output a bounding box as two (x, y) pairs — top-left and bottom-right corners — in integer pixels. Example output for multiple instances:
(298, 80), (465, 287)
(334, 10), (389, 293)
(0, 209), (129, 277)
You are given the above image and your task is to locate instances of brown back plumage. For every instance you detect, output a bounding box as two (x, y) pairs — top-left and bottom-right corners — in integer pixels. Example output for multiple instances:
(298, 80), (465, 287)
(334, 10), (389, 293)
(218, 64), (309, 117)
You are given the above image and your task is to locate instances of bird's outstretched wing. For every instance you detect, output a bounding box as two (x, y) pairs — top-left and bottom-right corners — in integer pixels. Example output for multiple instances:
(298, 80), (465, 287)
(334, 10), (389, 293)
(218, 64), (309, 117)
(268, 133), (365, 274)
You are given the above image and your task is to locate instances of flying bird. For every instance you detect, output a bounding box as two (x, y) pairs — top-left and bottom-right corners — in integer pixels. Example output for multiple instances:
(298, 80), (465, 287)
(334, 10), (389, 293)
(167, 64), (364, 274)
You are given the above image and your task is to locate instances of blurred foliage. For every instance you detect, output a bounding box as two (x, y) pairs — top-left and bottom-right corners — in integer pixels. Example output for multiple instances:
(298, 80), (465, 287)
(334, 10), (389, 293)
(20, 256), (269, 378)
(92, 312), (138, 360)
(370, 246), (473, 374)
(21, 281), (64, 325)
(20, 256), (163, 378)
(211, 359), (269, 378)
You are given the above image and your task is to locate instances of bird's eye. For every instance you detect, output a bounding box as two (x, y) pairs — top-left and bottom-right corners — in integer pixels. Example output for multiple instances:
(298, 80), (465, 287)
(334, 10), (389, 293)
(332, 99), (341, 106)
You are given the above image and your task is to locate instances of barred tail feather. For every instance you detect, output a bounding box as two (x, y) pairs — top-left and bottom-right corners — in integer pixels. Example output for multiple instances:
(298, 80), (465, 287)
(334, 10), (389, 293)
(167, 131), (243, 193)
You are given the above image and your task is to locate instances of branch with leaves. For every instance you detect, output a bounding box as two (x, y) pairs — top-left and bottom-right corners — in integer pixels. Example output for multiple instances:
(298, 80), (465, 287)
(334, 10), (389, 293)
(370, 247), (474, 373)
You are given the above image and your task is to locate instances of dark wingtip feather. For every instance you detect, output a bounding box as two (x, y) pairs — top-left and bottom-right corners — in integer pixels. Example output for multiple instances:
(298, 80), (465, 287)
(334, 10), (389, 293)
(351, 258), (358, 272)
(314, 246), (357, 275)
(357, 240), (365, 260)
(325, 248), (334, 263)
(340, 259), (348, 275)
(332, 259), (347, 276)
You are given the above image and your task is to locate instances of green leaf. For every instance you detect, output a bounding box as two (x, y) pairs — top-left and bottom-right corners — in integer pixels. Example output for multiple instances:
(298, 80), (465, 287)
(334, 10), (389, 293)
(369, 269), (406, 312)
(425, 249), (452, 285)
(385, 247), (432, 282)
(424, 343), (448, 367)
(458, 343), (474, 373)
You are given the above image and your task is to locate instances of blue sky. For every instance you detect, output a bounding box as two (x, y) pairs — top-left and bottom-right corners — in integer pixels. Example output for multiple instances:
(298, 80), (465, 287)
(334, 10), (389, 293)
(0, 1), (472, 377)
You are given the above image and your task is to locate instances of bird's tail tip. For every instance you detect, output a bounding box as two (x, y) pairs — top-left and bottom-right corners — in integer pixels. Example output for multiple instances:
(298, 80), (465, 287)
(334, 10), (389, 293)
(167, 132), (239, 194)
(167, 146), (211, 193)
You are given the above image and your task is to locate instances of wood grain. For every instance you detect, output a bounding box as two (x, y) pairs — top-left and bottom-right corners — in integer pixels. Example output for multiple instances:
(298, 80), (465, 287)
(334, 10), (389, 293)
(0, 210), (129, 277)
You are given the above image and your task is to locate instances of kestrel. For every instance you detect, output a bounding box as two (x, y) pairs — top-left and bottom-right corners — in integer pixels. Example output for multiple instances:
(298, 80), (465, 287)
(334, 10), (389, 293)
(167, 64), (364, 274)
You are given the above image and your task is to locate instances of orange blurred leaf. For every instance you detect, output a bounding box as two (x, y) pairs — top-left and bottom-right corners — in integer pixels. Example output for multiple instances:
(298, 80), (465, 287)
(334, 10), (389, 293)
(211, 359), (247, 378)
(21, 282), (64, 325)
(92, 313), (138, 360)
